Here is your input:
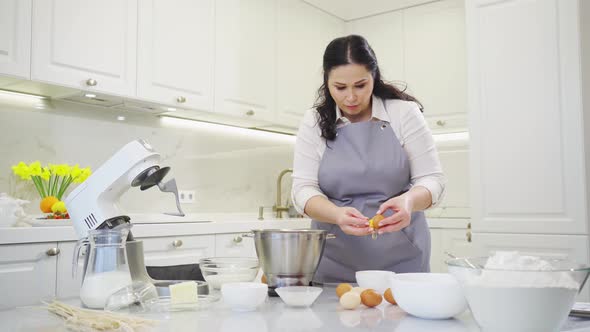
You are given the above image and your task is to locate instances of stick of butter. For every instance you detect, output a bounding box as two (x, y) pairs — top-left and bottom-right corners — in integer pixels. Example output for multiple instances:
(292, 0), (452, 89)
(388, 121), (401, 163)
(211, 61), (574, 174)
(169, 281), (198, 304)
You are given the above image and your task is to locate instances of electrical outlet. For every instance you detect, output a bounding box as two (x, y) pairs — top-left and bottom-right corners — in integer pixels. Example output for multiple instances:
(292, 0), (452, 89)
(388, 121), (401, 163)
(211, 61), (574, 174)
(179, 190), (196, 204)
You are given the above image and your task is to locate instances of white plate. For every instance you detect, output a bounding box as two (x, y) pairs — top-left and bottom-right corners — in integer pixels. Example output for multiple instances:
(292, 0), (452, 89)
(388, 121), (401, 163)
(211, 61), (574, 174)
(29, 218), (72, 227)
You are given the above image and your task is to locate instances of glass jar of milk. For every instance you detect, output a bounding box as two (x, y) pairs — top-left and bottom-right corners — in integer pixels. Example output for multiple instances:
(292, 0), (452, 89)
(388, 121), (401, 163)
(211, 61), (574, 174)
(79, 228), (133, 309)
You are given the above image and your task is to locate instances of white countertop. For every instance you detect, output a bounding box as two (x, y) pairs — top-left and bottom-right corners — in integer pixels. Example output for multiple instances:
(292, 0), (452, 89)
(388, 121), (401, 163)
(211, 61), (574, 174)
(2, 287), (590, 332)
(0, 213), (468, 245)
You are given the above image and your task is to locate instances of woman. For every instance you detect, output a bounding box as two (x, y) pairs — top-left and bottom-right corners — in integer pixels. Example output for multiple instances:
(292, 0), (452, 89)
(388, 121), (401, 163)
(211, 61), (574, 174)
(291, 35), (446, 283)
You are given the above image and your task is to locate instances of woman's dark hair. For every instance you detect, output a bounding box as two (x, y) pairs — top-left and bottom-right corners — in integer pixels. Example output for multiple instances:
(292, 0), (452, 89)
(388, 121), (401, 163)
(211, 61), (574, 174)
(315, 35), (422, 140)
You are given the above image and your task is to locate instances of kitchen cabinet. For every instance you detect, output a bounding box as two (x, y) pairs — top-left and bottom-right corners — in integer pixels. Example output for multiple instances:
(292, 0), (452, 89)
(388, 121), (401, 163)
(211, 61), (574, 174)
(425, 134), (470, 219)
(403, 0), (467, 133)
(31, 0), (137, 96)
(0, 242), (58, 310)
(276, 0), (345, 128)
(0, 0), (31, 79)
(140, 234), (215, 266)
(56, 241), (84, 299)
(137, 0), (215, 112)
(214, 0), (277, 123)
(429, 227), (473, 273)
(345, 0), (467, 134)
(344, 9), (405, 88)
(467, 0), (588, 235)
(466, 0), (590, 300)
(215, 233), (257, 257)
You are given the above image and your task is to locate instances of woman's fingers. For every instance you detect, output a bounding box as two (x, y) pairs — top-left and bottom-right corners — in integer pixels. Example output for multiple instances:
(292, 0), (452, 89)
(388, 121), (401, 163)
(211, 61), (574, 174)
(341, 224), (372, 236)
(378, 220), (409, 233)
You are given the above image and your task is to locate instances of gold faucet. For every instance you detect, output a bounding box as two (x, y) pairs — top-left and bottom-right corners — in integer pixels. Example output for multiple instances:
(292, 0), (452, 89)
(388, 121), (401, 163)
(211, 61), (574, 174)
(273, 168), (293, 218)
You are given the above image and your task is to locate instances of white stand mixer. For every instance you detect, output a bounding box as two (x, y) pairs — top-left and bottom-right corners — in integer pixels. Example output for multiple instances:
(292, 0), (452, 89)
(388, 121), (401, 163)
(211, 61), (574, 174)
(65, 139), (186, 298)
(66, 139), (184, 239)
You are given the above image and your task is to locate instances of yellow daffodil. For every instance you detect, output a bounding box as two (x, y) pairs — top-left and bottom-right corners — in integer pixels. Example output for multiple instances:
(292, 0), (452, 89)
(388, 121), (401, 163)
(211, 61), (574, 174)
(29, 161), (43, 176)
(11, 161), (92, 208)
(75, 167), (92, 183)
(40, 167), (51, 181)
(11, 162), (31, 180)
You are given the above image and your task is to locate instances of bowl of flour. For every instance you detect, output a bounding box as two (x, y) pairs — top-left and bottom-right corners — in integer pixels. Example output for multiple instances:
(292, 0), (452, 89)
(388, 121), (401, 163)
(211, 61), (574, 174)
(446, 251), (590, 332)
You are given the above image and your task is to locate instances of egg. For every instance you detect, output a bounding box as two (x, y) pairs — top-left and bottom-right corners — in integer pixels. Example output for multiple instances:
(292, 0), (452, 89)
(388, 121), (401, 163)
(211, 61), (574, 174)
(340, 291), (361, 310)
(336, 283), (353, 298)
(384, 288), (397, 305)
(360, 289), (382, 307)
(350, 287), (367, 294)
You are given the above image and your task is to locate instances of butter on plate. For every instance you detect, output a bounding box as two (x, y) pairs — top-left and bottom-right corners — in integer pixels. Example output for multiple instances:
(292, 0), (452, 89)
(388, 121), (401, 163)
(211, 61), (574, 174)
(169, 281), (198, 304)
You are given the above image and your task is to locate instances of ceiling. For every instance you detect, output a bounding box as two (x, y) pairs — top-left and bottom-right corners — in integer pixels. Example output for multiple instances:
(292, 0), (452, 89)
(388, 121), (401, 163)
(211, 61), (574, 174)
(302, 0), (437, 21)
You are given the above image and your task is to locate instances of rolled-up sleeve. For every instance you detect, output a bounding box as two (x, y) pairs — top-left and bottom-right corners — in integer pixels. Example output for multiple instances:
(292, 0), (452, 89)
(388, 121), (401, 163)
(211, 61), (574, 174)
(291, 110), (327, 215)
(399, 102), (447, 208)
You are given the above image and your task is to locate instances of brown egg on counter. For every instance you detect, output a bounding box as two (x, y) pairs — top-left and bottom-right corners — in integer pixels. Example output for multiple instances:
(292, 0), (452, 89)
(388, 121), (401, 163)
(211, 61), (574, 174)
(336, 283), (353, 298)
(360, 289), (383, 307)
(384, 288), (397, 305)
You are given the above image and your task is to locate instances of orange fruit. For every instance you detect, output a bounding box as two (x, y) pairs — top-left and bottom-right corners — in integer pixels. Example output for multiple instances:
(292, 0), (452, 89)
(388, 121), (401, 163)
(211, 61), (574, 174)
(384, 288), (396, 305)
(40, 196), (59, 213)
(336, 283), (353, 298)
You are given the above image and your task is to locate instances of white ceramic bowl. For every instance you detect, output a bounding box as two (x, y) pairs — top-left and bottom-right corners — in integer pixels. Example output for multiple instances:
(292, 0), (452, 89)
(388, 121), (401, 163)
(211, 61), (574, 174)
(355, 270), (395, 294)
(447, 256), (590, 332)
(221, 282), (268, 312)
(391, 273), (467, 319)
(275, 286), (323, 307)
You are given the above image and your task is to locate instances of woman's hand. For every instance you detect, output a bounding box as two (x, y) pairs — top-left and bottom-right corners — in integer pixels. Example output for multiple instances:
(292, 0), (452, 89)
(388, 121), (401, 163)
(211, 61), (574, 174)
(335, 207), (370, 236)
(375, 195), (414, 234)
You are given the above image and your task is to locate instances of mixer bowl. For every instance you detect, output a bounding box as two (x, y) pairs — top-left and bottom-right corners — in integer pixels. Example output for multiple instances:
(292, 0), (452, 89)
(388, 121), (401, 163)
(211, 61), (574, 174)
(249, 229), (332, 293)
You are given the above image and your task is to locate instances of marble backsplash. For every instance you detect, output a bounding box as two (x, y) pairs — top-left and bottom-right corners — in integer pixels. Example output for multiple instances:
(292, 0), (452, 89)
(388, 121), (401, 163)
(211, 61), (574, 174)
(0, 99), (295, 215)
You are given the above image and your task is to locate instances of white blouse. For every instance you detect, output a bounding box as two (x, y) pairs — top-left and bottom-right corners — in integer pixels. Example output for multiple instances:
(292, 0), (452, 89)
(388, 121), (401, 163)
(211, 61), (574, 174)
(291, 95), (446, 215)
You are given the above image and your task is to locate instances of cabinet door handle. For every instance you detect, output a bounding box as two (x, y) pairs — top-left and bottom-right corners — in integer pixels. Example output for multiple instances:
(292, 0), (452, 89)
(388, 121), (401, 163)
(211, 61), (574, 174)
(46, 248), (60, 256)
(436, 120), (446, 127)
(245, 109), (255, 116)
(176, 96), (186, 103)
(233, 236), (243, 244)
(172, 240), (183, 248)
(466, 222), (472, 242)
(86, 78), (97, 86)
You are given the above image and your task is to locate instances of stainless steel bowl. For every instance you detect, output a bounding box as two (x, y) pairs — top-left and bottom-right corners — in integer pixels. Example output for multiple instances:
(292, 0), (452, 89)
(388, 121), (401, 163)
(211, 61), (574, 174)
(248, 229), (333, 294)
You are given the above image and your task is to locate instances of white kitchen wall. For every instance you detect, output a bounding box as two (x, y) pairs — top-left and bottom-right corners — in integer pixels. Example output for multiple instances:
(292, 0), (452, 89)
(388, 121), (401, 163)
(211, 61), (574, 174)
(0, 99), (295, 215)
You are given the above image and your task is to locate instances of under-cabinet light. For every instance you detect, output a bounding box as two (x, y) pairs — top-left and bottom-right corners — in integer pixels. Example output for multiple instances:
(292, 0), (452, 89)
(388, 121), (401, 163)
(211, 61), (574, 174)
(159, 115), (296, 143)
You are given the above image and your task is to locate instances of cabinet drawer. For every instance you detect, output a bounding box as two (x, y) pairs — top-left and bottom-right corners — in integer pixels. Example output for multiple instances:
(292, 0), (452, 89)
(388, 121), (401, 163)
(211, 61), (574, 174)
(0, 242), (58, 309)
(139, 235), (215, 267)
(215, 233), (257, 258)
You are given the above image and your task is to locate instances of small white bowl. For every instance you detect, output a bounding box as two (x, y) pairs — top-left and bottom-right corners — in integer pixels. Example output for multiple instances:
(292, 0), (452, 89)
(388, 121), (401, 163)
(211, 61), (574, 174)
(355, 270), (395, 294)
(275, 286), (323, 307)
(392, 273), (467, 319)
(221, 282), (267, 312)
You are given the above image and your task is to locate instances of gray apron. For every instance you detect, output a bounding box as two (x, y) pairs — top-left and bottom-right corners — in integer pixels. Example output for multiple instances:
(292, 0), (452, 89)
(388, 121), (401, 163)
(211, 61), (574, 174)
(312, 120), (430, 283)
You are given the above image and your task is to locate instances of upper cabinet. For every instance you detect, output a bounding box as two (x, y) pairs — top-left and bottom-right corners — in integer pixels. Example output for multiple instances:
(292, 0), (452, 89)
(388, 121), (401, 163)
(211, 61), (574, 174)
(137, 0), (215, 112)
(345, 10), (405, 87)
(214, 0), (277, 123)
(346, 0), (467, 134)
(31, 0), (137, 97)
(0, 0), (31, 80)
(467, 0), (588, 235)
(277, 0), (345, 128)
(403, 0), (467, 133)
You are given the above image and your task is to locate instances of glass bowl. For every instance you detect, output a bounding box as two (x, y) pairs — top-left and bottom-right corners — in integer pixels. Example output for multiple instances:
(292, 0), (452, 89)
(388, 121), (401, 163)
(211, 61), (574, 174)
(446, 255), (590, 332)
(199, 257), (259, 290)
